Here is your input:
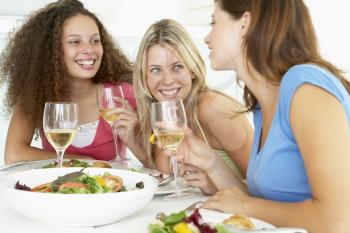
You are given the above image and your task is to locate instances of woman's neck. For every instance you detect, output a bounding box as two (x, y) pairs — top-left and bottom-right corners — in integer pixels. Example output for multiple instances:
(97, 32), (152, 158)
(236, 65), (279, 112)
(69, 79), (98, 103)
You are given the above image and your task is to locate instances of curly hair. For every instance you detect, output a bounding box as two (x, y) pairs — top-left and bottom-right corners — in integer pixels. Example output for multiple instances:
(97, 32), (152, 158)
(0, 0), (132, 130)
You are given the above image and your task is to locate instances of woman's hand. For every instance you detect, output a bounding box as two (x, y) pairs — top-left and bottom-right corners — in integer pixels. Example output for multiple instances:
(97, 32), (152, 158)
(176, 126), (218, 171)
(179, 163), (218, 196)
(204, 187), (251, 213)
(112, 99), (138, 146)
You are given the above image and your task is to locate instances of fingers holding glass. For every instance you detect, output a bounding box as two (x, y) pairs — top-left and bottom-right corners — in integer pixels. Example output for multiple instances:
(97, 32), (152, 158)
(97, 85), (128, 161)
(151, 99), (192, 200)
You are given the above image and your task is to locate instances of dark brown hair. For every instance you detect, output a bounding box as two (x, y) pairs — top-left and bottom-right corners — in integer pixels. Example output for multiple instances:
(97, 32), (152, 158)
(217, 0), (350, 111)
(0, 0), (132, 129)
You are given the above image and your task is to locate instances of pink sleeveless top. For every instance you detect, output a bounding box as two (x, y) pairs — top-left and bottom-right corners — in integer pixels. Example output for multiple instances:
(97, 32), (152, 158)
(41, 82), (136, 161)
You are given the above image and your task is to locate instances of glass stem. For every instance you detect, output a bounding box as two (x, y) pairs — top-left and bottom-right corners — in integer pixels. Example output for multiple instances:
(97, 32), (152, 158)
(56, 149), (65, 168)
(170, 150), (180, 197)
(111, 125), (119, 159)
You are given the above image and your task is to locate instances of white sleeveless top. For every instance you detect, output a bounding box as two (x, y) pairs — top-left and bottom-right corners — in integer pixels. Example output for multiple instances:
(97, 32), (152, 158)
(71, 120), (99, 148)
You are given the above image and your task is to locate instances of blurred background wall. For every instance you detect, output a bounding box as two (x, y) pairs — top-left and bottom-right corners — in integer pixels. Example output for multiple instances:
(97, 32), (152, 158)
(0, 0), (349, 165)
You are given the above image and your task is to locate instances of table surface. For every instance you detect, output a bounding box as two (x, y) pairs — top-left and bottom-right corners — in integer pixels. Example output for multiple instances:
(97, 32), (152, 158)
(0, 160), (207, 233)
(0, 189), (206, 233)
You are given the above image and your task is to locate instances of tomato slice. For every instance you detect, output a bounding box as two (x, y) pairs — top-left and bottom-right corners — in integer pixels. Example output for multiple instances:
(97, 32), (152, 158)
(104, 175), (123, 192)
(31, 182), (52, 193)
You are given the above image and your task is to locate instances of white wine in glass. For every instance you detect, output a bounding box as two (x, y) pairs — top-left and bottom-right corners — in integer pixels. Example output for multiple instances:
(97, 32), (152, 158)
(96, 85), (128, 161)
(154, 128), (185, 150)
(43, 102), (78, 167)
(151, 99), (192, 200)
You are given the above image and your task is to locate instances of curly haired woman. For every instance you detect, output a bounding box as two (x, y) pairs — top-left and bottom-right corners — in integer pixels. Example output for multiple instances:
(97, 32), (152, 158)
(0, 0), (138, 164)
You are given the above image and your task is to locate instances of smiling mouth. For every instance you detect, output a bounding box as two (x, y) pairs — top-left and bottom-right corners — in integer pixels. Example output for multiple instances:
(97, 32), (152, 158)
(159, 88), (180, 98)
(75, 59), (96, 69)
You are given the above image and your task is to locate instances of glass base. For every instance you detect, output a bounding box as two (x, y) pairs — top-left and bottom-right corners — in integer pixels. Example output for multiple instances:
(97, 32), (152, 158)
(163, 191), (194, 201)
(113, 156), (131, 162)
(109, 156), (131, 167)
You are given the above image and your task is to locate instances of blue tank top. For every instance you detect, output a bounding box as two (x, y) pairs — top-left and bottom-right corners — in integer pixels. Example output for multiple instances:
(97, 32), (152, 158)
(247, 64), (350, 202)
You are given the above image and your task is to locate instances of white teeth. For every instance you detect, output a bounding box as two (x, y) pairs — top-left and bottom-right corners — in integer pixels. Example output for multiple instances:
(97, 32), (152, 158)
(76, 60), (94, 65)
(160, 89), (179, 95)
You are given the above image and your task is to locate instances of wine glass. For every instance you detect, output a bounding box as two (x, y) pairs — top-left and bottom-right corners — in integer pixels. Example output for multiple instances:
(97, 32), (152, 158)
(96, 85), (128, 162)
(151, 99), (192, 200)
(43, 102), (79, 168)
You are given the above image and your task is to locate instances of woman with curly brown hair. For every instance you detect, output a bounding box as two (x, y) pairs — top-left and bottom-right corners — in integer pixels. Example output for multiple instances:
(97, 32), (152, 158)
(0, 0), (138, 164)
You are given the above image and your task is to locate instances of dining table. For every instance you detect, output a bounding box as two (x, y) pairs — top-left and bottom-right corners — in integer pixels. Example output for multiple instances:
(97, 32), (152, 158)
(0, 159), (207, 233)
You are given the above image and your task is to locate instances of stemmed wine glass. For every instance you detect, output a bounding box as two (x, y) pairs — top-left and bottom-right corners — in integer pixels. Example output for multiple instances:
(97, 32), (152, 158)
(43, 102), (79, 168)
(151, 99), (192, 200)
(96, 85), (127, 161)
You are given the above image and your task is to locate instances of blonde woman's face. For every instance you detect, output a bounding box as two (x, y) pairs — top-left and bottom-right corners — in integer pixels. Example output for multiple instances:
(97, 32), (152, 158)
(146, 45), (193, 102)
(62, 14), (103, 80)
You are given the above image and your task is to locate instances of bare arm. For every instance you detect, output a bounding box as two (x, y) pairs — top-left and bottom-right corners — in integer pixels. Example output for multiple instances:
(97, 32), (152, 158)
(198, 91), (253, 178)
(206, 84), (350, 232)
(156, 91), (253, 190)
(5, 108), (93, 165)
(154, 146), (173, 174)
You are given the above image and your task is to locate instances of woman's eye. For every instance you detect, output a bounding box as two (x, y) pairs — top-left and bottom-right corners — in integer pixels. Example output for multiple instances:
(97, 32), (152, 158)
(68, 40), (79, 45)
(150, 68), (160, 74)
(173, 64), (183, 71)
(92, 38), (101, 44)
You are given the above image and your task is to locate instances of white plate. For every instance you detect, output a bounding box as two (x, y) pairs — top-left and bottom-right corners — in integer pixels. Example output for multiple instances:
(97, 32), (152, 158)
(124, 167), (193, 195)
(199, 208), (275, 230)
(122, 208), (274, 233)
(155, 177), (193, 195)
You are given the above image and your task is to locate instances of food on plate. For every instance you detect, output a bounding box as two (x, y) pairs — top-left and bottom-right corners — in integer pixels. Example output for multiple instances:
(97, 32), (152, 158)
(149, 172), (165, 181)
(127, 168), (171, 185)
(128, 167), (144, 173)
(42, 159), (112, 168)
(222, 214), (254, 230)
(14, 170), (143, 194)
(91, 161), (112, 168)
(148, 208), (255, 233)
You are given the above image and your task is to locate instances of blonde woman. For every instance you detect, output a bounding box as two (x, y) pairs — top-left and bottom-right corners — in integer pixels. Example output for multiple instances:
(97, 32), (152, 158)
(132, 19), (253, 195)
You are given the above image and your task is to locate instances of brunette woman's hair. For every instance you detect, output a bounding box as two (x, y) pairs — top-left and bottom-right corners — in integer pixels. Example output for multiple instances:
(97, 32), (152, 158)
(217, 0), (350, 111)
(0, 0), (132, 129)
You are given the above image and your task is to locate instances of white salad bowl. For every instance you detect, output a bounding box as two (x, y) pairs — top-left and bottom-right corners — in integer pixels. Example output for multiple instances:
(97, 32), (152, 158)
(0, 167), (157, 227)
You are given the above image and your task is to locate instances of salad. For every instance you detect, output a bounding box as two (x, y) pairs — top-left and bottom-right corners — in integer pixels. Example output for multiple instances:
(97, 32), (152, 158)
(15, 169), (144, 194)
(149, 209), (254, 233)
(42, 159), (112, 168)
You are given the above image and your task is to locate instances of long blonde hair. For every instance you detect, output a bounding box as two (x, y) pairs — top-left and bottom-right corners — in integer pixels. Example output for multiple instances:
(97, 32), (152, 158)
(133, 19), (207, 159)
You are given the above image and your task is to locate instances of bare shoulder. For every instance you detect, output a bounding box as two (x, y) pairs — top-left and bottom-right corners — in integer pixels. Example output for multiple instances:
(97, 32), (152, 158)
(290, 83), (350, 159)
(198, 90), (243, 121)
(291, 83), (346, 119)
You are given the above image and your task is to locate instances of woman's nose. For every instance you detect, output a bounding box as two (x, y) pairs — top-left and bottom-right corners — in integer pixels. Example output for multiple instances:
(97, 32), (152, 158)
(80, 42), (94, 54)
(204, 32), (210, 45)
(162, 70), (175, 84)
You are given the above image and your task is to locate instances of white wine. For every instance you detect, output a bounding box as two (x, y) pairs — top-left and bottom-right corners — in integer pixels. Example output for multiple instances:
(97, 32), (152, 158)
(45, 129), (77, 150)
(154, 129), (184, 149)
(99, 108), (120, 124)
